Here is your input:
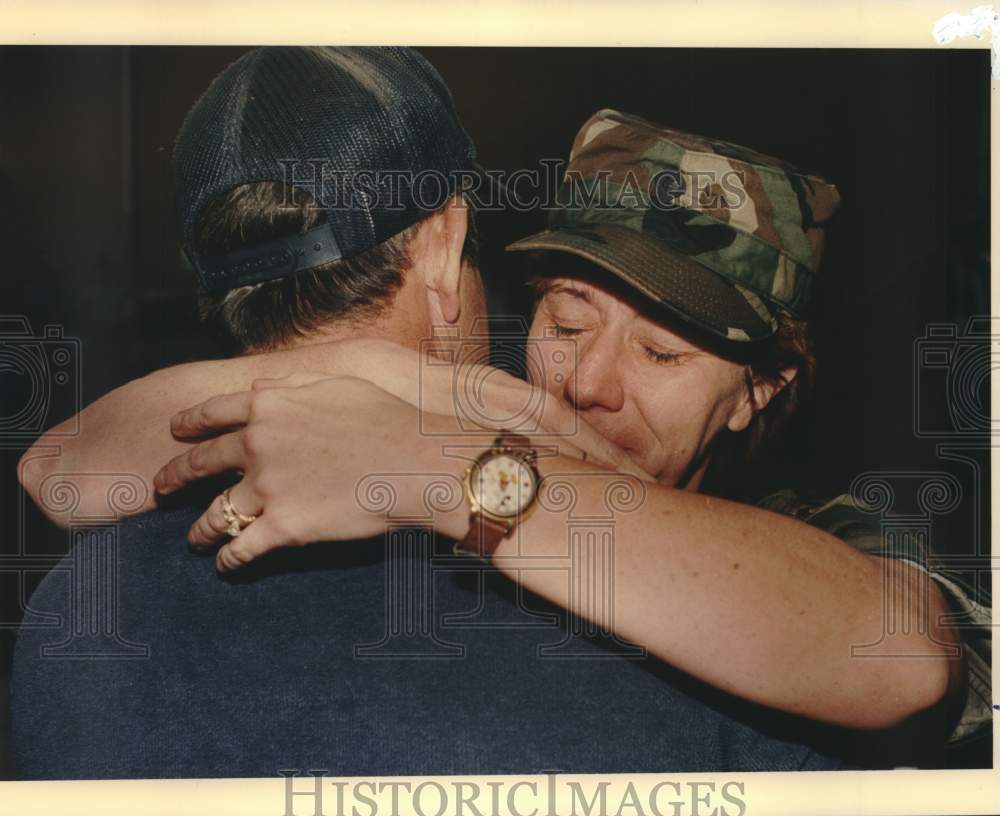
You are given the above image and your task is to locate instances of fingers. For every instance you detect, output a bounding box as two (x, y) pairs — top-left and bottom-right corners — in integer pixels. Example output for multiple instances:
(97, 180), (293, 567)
(171, 374), (337, 440)
(187, 492), (231, 548)
(154, 432), (249, 494)
(215, 516), (291, 573)
(187, 482), (264, 549)
(171, 392), (254, 439)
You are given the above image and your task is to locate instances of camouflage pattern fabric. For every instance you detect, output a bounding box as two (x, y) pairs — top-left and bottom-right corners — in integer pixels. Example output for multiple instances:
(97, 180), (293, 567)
(758, 488), (992, 749)
(508, 109), (841, 342)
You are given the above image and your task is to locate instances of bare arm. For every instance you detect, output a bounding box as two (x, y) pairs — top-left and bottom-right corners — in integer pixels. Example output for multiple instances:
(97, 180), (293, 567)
(18, 360), (241, 525)
(20, 338), (647, 526)
(474, 456), (964, 736)
(419, 417), (965, 742)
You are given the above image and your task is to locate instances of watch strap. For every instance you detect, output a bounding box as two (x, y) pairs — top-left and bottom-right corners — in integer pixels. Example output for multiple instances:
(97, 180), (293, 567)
(455, 514), (512, 560)
(497, 431), (532, 450)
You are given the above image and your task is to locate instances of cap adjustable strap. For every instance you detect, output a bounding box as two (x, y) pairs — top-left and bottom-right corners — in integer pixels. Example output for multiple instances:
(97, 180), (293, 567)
(191, 224), (343, 292)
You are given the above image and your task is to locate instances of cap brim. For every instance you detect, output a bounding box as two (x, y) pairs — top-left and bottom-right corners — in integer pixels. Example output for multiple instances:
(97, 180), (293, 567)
(506, 224), (778, 343)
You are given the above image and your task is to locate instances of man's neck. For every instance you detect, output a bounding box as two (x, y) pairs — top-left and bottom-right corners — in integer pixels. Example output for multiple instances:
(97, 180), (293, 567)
(221, 311), (428, 392)
(244, 317), (423, 356)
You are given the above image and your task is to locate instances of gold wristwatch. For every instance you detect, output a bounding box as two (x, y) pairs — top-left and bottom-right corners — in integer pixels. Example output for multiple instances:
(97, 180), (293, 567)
(455, 431), (541, 560)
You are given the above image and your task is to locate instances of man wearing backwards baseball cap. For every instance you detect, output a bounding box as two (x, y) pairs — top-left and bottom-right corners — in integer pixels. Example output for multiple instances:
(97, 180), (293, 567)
(13, 49), (856, 777)
(145, 107), (988, 768)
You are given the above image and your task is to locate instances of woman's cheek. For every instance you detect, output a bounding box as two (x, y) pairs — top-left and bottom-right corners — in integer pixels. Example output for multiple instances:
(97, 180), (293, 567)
(642, 395), (707, 476)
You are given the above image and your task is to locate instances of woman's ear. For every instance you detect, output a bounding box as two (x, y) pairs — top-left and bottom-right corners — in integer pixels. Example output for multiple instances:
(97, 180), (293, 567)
(421, 195), (469, 325)
(727, 366), (798, 433)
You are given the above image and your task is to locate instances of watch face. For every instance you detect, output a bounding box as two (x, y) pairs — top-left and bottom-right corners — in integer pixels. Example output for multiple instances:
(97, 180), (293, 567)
(471, 454), (538, 518)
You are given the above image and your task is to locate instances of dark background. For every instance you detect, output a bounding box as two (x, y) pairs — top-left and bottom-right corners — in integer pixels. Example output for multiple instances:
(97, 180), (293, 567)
(0, 47), (991, 775)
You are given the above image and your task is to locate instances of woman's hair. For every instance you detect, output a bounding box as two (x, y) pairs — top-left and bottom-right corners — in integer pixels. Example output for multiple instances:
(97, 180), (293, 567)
(525, 253), (815, 461)
(739, 313), (815, 460)
(193, 181), (479, 353)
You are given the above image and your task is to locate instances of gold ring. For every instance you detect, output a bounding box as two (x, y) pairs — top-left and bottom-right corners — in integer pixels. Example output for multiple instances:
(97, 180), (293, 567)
(220, 487), (257, 537)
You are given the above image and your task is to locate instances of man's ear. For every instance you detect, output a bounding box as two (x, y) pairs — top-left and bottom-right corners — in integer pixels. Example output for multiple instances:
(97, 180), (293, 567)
(417, 195), (468, 326)
(727, 366), (798, 433)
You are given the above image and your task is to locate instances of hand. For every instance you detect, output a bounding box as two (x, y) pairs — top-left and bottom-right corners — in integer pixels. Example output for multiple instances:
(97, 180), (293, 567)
(301, 338), (652, 480)
(154, 376), (452, 572)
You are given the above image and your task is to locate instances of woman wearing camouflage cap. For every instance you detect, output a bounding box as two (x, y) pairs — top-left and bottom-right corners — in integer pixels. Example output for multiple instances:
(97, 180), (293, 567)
(147, 110), (987, 767)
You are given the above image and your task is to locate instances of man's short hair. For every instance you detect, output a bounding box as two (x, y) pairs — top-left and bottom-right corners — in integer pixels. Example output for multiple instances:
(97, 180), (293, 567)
(194, 182), (479, 352)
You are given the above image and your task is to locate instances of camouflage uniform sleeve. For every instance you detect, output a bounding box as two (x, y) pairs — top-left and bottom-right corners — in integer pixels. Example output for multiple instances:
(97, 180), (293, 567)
(757, 489), (992, 747)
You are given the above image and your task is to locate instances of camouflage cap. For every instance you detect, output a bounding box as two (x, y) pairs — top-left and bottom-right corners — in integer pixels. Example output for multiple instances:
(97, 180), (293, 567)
(507, 109), (841, 342)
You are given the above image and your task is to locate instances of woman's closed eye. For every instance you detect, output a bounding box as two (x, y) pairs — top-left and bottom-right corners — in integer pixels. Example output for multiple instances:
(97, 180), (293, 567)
(551, 322), (586, 338)
(540, 289), (598, 338)
(641, 345), (684, 366)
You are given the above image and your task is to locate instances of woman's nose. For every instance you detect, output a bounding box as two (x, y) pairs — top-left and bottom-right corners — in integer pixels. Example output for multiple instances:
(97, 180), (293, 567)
(563, 332), (625, 412)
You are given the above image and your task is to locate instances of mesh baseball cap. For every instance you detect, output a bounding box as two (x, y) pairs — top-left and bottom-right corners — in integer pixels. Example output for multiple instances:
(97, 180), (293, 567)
(508, 109), (841, 342)
(173, 46), (479, 292)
